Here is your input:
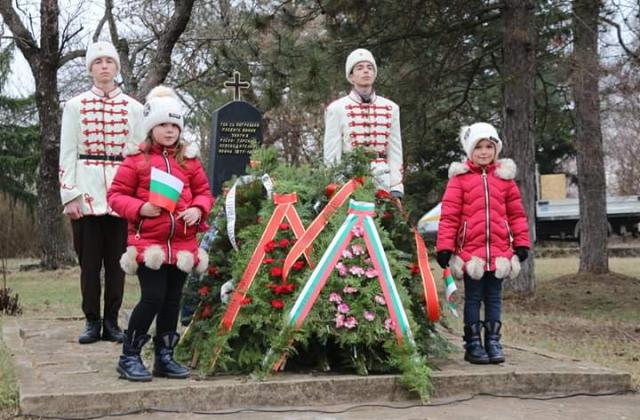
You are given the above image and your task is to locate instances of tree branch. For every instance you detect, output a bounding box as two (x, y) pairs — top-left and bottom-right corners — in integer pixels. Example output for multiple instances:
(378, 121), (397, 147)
(0, 0), (39, 66)
(600, 15), (640, 64)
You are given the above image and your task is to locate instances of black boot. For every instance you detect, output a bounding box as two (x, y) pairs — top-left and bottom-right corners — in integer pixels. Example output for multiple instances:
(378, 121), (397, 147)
(484, 320), (505, 364)
(463, 322), (490, 364)
(117, 330), (152, 382)
(153, 332), (190, 379)
(78, 318), (101, 344)
(102, 318), (125, 343)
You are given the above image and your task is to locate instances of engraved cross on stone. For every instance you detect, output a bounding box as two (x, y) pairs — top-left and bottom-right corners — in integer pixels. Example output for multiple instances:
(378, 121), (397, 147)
(224, 71), (251, 101)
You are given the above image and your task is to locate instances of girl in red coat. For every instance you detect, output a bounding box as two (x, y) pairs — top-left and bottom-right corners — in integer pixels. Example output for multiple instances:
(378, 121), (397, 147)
(108, 86), (214, 381)
(436, 122), (530, 364)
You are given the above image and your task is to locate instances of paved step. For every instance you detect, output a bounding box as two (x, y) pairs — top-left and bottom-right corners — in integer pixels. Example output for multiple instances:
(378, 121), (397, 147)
(2, 318), (633, 419)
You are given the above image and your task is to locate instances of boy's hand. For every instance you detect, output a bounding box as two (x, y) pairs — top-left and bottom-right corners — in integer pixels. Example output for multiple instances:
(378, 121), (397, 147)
(63, 197), (84, 220)
(178, 207), (202, 226)
(140, 202), (162, 218)
(436, 250), (452, 269)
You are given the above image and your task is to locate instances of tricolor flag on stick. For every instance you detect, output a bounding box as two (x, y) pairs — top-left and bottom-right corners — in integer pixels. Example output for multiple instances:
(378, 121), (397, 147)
(149, 167), (184, 212)
(443, 267), (459, 317)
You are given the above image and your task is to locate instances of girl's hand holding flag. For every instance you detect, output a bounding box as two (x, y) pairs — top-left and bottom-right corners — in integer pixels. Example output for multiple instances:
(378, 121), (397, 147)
(140, 202), (162, 217)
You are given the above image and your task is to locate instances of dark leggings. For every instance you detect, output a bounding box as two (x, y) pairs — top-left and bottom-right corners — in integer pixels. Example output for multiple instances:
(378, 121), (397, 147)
(127, 264), (187, 337)
(463, 271), (503, 325)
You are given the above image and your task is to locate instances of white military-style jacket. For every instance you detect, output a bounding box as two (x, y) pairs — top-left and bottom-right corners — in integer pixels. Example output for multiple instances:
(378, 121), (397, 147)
(323, 91), (404, 194)
(59, 86), (144, 216)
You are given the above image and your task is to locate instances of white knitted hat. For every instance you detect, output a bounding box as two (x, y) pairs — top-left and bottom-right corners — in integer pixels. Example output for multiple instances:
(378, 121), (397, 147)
(459, 122), (502, 159)
(86, 41), (120, 73)
(142, 86), (184, 135)
(345, 48), (377, 82)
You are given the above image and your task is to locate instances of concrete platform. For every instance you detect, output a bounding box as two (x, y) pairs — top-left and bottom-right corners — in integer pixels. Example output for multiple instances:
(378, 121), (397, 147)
(2, 318), (634, 419)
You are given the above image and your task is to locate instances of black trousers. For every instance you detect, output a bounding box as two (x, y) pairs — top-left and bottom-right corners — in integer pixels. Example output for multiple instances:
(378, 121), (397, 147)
(71, 215), (127, 321)
(127, 264), (187, 337)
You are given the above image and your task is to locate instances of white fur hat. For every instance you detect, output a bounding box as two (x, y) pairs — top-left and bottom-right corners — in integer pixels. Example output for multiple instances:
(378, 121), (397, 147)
(345, 48), (377, 82)
(459, 122), (503, 159)
(86, 41), (120, 73)
(142, 86), (184, 135)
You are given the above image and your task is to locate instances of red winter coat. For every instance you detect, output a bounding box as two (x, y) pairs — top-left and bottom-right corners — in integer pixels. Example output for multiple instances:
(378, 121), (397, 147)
(436, 159), (530, 280)
(108, 142), (214, 274)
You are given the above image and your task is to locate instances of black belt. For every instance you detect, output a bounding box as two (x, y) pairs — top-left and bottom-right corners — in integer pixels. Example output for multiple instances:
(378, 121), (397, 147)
(78, 154), (123, 162)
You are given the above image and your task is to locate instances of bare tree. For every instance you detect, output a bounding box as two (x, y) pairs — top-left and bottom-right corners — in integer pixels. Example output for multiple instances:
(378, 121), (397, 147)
(501, 0), (537, 293)
(572, 0), (608, 273)
(0, 0), (195, 269)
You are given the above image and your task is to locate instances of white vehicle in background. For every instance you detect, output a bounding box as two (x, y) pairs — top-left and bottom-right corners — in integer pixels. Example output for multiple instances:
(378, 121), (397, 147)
(417, 196), (640, 242)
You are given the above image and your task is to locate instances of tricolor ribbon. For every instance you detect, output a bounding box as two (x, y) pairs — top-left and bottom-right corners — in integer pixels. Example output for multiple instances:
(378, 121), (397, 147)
(287, 200), (414, 344)
(414, 228), (440, 322)
(225, 174), (274, 251)
(281, 177), (363, 282)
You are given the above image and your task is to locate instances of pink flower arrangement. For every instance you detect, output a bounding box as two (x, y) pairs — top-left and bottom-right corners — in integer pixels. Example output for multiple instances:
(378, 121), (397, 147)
(351, 243), (365, 256)
(352, 225), (364, 238)
(349, 265), (365, 277)
(329, 292), (342, 303)
(343, 286), (358, 294)
(337, 303), (350, 314)
(374, 295), (386, 305)
(335, 262), (348, 277)
(384, 318), (396, 332)
(344, 316), (358, 329)
(363, 310), (375, 321)
(342, 248), (353, 259)
(365, 267), (378, 278)
(335, 313), (345, 328)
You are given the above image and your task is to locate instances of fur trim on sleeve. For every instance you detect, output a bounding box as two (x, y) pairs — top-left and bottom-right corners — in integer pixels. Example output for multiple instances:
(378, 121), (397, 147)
(195, 248), (209, 274)
(495, 158), (516, 180)
(494, 256), (512, 279)
(450, 254), (465, 280)
(143, 245), (165, 270)
(176, 250), (195, 273)
(119, 246), (139, 275)
(448, 161), (470, 178)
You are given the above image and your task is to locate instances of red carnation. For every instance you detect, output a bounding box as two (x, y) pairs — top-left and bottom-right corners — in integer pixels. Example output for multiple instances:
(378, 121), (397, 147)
(256, 216), (263, 224)
(325, 183), (338, 199)
(279, 238), (290, 248)
(241, 296), (252, 305)
(383, 210), (394, 220)
(208, 265), (218, 276)
(198, 286), (210, 297)
(271, 299), (284, 309)
(409, 263), (420, 275)
(264, 240), (277, 253)
(271, 266), (283, 278)
(279, 222), (290, 230)
(281, 283), (296, 294)
(201, 304), (213, 319)
(292, 260), (305, 271)
(263, 257), (274, 265)
(376, 190), (391, 199)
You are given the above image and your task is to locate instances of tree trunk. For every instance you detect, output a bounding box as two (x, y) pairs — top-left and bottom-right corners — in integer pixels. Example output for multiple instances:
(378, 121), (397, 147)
(501, 0), (537, 293)
(1, 0), (73, 268)
(572, 0), (609, 273)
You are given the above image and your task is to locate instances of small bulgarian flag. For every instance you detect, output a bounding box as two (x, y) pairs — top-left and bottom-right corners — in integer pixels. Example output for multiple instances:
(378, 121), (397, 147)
(149, 167), (184, 212)
(443, 267), (459, 317)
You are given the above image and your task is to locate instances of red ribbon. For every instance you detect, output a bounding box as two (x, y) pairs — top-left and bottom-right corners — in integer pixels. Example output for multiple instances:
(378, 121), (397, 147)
(414, 228), (440, 321)
(281, 177), (363, 282)
(218, 192), (312, 332)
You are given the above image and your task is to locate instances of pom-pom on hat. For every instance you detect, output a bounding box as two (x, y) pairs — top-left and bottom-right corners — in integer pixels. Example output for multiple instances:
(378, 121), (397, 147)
(86, 41), (120, 73)
(459, 122), (502, 159)
(345, 48), (377, 82)
(142, 86), (184, 135)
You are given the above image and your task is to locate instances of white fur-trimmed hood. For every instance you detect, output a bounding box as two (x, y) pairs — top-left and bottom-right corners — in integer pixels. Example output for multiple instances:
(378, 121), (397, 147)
(448, 158), (517, 180)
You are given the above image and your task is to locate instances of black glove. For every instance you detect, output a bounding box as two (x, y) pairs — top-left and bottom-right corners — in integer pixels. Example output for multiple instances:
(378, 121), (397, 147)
(515, 247), (529, 262)
(436, 250), (452, 269)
